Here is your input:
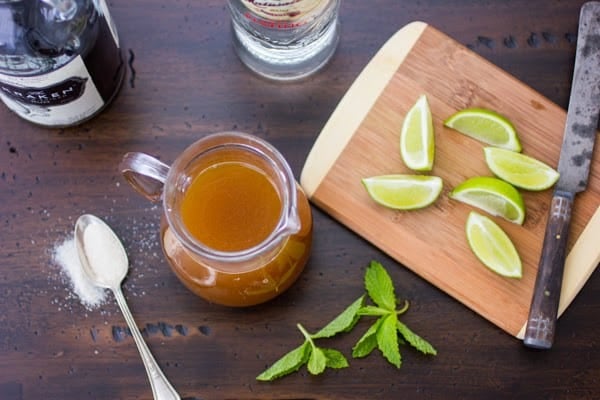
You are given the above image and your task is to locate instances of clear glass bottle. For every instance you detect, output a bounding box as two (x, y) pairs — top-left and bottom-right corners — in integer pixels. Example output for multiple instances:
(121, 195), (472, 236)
(228, 0), (340, 81)
(0, 0), (124, 127)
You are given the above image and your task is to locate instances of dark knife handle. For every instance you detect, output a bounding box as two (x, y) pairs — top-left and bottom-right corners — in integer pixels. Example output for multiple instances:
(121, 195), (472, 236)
(523, 190), (574, 349)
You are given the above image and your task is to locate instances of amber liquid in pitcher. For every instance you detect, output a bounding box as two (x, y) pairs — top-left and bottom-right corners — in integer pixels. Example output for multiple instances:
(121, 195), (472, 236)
(161, 157), (312, 307)
(180, 162), (281, 252)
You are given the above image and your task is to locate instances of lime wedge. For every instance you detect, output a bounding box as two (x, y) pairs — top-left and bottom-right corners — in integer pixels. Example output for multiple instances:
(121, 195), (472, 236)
(400, 95), (435, 171)
(362, 175), (443, 210)
(450, 176), (525, 225)
(444, 108), (522, 152)
(466, 211), (522, 278)
(484, 147), (559, 191)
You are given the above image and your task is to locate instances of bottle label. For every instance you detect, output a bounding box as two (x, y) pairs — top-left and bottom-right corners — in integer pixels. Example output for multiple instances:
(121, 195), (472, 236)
(0, 55), (104, 126)
(0, 0), (122, 127)
(240, 0), (326, 22)
(0, 77), (88, 107)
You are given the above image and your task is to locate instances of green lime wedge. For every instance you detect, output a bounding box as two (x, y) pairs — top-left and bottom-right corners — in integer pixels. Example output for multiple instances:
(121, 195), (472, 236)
(466, 211), (522, 278)
(400, 95), (435, 171)
(484, 147), (559, 191)
(444, 108), (522, 152)
(450, 176), (525, 225)
(362, 175), (443, 210)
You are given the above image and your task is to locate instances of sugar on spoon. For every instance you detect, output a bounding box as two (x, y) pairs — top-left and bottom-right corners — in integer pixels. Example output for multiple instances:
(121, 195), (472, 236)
(75, 214), (180, 400)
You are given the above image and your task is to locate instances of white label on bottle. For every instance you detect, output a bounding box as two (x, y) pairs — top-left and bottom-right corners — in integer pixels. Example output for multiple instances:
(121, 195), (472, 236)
(0, 56), (103, 126)
(240, 0), (326, 22)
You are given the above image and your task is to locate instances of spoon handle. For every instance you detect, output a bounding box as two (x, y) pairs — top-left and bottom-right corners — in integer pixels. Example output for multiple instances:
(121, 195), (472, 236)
(114, 286), (181, 400)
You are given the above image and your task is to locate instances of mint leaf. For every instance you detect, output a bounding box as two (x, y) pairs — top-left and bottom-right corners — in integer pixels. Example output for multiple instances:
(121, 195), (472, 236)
(352, 316), (384, 358)
(376, 313), (401, 368)
(397, 320), (437, 355)
(256, 341), (311, 381)
(358, 305), (390, 317)
(312, 295), (364, 339)
(322, 348), (349, 369)
(307, 347), (327, 375)
(365, 260), (396, 311)
(257, 261), (436, 381)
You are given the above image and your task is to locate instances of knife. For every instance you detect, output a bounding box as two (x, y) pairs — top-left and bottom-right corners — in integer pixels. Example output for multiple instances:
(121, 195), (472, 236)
(523, 1), (600, 350)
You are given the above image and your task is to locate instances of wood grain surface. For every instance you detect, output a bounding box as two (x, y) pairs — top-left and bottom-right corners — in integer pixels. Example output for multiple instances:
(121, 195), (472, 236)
(1, 1), (600, 400)
(300, 22), (600, 338)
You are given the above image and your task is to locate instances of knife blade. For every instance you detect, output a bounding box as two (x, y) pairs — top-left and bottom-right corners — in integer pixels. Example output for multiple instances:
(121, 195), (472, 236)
(524, 1), (600, 349)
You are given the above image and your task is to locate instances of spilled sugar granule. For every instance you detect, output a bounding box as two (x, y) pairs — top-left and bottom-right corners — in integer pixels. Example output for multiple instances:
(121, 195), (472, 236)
(52, 234), (108, 310)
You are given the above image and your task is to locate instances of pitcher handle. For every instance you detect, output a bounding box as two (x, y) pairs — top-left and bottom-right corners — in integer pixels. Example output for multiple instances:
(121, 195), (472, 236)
(119, 152), (170, 202)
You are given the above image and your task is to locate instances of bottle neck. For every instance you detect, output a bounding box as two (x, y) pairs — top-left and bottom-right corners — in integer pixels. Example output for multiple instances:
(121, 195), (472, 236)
(0, 0), (98, 75)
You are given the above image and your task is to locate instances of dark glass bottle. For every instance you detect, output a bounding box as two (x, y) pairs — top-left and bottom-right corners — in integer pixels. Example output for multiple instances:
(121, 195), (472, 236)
(0, 0), (124, 127)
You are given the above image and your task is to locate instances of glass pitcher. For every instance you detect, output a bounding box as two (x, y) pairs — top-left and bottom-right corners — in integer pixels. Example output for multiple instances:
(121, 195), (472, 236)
(119, 132), (313, 307)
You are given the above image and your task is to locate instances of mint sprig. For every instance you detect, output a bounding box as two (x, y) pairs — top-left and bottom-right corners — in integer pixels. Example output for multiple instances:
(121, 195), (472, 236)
(353, 261), (437, 367)
(256, 296), (364, 381)
(257, 261), (436, 381)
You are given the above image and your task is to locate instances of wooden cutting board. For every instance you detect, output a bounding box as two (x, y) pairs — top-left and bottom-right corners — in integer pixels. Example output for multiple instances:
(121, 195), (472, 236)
(300, 22), (600, 339)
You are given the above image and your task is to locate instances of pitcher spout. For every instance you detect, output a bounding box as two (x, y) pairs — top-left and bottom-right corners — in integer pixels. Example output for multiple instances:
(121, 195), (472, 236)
(280, 207), (301, 237)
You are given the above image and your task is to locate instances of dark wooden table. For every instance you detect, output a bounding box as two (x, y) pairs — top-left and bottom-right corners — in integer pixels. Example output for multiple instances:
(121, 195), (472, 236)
(2, 1), (599, 399)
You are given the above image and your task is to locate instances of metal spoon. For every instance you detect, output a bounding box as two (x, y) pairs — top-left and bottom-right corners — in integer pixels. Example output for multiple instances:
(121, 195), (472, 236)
(75, 214), (180, 400)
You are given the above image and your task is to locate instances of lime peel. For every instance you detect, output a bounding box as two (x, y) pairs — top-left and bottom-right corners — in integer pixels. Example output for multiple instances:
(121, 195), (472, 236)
(466, 211), (522, 278)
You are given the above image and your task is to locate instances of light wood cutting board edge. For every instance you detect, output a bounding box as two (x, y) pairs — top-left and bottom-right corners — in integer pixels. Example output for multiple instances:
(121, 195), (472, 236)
(301, 21), (428, 198)
(300, 21), (600, 339)
(516, 205), (600, 339)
